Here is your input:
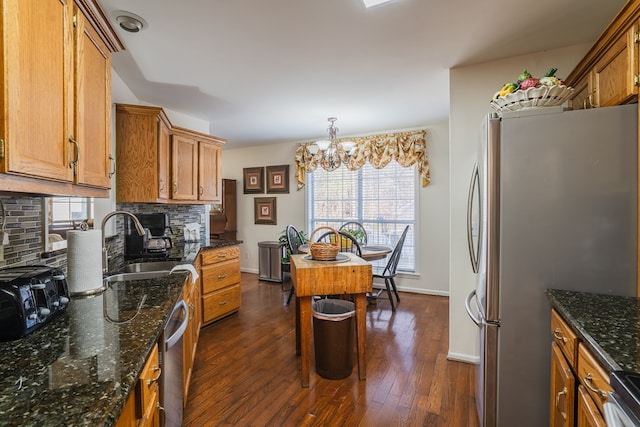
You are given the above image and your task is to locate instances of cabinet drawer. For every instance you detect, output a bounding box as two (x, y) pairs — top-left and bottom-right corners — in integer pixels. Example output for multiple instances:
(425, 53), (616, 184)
(201, 246), (240, 264)
(202, 259), (240, 293)
(551, 309), (578, 367)
(202, 284), (240, 323)
(577, 343), (611, 415)
(136, 344), (160, 419)
(550, 342), (575, 427)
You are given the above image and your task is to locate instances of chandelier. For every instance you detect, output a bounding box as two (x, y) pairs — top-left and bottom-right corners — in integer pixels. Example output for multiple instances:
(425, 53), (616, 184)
(307, 117), (356, 172)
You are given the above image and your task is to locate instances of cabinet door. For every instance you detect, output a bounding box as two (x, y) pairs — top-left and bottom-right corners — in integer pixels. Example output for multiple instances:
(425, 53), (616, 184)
(223, 179), (237, 232)
(576, 385), (607, 427)
(2, 0), (74, 182)
(74, 6), (111, 188)
(158, 119), (170, 200)
(550, 342), (575, 427)
(568, 74), (592, 110)
(198, 141), (222, 202)
(171, 134), (198, 200)
(592, 24), (638, 107)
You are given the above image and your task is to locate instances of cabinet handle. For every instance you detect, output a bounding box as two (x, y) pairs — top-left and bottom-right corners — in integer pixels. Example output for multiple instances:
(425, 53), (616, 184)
(218, 254), (227, 258)
(219, 300), (227, 305)
(552, 328), (567, 343)
(108, 155), (116, 178)
(173, 182), (178, 193)
(69, 136), (79, 171)
(583, 373), (608, 400)
(217, 274), (227, 279)
(200, 185), (204, 196)
(556, 387), (567, 420)
(159, 179), (165, 191)
(147, 365), (162, 386)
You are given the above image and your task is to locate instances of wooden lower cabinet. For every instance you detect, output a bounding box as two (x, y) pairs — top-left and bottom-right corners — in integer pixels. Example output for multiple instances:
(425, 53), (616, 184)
(200, 245), (241, 325)
(549, 310), (611, 427)
(576, 386), (607, 427)
(183, 275), (201, 407)
(116, 344), (160, 427)
(550, 342), (575, 427)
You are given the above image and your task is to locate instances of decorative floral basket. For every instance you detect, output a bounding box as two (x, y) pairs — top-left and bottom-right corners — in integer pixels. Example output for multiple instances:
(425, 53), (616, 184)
(309, 226), (340, 261)
(490, 85), (574, 112)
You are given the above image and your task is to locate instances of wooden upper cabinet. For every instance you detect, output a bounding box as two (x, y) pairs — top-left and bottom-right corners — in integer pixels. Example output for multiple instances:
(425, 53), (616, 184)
(158, 120), (171, 200)
(116, 109), (225, 204)
(0, 0), (121, 196)
(1, 0), (74, 183)
(116, 104), (172, 203)
(591, 23), (639, 107)
(198, 140), (222, 202)
(171, 132), (199, 200)
(568, 74), (591, 110)
(74, 5), (112, 189)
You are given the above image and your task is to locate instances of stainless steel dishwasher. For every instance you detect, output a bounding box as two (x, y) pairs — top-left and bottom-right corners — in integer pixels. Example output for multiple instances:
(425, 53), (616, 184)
(160, 299), (188, 427)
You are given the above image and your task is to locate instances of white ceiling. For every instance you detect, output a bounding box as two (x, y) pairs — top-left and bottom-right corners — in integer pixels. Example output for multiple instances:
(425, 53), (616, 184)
(98, 0), (626, 148)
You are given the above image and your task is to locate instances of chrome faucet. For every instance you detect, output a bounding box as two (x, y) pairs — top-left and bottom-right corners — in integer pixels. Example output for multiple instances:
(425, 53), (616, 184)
(101, 211), (145, 275)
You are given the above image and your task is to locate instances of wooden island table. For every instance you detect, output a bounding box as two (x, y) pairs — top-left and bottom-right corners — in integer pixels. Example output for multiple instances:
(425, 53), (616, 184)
(290, 252), (372, 387)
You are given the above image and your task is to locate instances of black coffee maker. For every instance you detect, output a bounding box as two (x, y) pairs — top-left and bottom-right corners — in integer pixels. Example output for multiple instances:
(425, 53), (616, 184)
(125, 213), (173, 259)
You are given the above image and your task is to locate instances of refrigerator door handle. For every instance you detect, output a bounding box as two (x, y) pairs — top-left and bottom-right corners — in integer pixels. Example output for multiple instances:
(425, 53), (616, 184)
(466, 163), (479, 273)
(465, 289), (482, 326)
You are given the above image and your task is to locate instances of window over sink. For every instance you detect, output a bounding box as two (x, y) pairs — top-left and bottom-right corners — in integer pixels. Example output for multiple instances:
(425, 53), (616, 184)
(42, 197), (94, 252)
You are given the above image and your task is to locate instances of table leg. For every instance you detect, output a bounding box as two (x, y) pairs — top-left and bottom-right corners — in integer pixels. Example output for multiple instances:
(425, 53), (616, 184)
(354, 293), (367, 380)
(295, 296), (301, 355)
(299, 295), (312, 387)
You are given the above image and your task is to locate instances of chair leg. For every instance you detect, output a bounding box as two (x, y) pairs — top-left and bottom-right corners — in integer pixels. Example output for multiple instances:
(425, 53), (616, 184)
(384, 278), (395, 311)
(286, 285), (295, 305)
(389, 277), (400, 303)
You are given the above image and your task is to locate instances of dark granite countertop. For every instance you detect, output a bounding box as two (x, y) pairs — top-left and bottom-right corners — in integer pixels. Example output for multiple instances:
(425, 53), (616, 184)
(0, 240), (242, 426)
(547, 289), (640, 374)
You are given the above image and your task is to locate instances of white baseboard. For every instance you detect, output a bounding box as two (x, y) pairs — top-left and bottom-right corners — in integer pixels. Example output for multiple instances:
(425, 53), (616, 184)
(447, 351), (479, 364)
(241, 267), (259, 274)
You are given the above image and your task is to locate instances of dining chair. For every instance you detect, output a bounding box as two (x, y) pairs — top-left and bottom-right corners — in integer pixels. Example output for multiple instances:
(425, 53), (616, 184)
(285, 224), (305, 305)
(370, 225), (409, 311)
(338, 221), (368, 246)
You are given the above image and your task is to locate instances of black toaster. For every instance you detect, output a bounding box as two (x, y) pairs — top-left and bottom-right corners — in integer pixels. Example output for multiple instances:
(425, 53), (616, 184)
(0, 266), (70, 340)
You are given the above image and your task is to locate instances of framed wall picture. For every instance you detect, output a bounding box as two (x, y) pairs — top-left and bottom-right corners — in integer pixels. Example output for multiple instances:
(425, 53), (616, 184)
(266, 165), (290, 194)
(254, 197), (277, 225)
(243, 167), (264, 194)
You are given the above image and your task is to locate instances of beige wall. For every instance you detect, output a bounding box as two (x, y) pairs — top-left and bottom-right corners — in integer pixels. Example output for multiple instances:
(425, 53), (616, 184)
(447, 43), (591, 362)
(222, 121), (451, 295)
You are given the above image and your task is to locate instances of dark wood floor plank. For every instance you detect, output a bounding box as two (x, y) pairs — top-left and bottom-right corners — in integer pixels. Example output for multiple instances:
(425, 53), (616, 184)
(183, 273), (479, 427)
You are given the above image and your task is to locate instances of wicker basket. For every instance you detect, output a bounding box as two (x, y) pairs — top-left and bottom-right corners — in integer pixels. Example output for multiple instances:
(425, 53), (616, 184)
(309, 226), (340, 261)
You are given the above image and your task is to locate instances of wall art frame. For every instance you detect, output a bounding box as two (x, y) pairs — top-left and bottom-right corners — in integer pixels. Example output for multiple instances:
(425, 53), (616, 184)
(243, 167), (265, 194)
(254, 197), (277, 225)
(266, 165), (290, 194)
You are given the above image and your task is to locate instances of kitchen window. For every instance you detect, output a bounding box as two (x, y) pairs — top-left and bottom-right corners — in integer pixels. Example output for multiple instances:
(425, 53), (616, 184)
(306, 160), (416, 272)
(42, 197), (94, 252)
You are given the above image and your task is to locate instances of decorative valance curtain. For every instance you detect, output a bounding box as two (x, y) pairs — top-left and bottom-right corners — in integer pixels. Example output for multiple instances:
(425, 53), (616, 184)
(294, 129), (429, 189)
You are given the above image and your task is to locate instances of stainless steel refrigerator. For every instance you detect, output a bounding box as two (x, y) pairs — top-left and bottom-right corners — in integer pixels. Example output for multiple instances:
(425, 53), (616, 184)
(464, 103), (638, 427)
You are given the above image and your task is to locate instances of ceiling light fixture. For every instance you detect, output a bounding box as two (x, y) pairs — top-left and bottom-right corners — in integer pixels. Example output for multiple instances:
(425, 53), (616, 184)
(362, 0), (396, 8)
(307, 117), (356, 172)
(115, 11), (147, 33)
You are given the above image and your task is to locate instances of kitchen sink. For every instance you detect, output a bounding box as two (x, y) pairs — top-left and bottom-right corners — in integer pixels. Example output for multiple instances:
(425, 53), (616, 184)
(104, 271), (173, 283)
(119, 261), (181, 273)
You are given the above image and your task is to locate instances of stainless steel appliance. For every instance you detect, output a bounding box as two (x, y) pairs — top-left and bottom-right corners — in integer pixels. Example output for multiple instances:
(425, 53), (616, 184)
(0, 266), (70, 339)
(605, 371), (640, 426)
(465, 104), (638, 427)
(160, 299), (188, 427)
(125, 213), (173, 259)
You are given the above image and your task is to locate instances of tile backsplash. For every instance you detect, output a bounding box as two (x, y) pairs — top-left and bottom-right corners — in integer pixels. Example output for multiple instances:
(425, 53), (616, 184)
(0, 196), (207, 273)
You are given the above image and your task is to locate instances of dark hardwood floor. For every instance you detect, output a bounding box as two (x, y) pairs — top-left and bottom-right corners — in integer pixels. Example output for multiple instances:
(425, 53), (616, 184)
(183, 273), (479, 427)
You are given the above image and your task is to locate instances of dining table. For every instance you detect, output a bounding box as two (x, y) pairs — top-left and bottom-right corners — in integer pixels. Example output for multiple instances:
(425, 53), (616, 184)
(290, 252), (372, 387)
(297, 243), (392, 261)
